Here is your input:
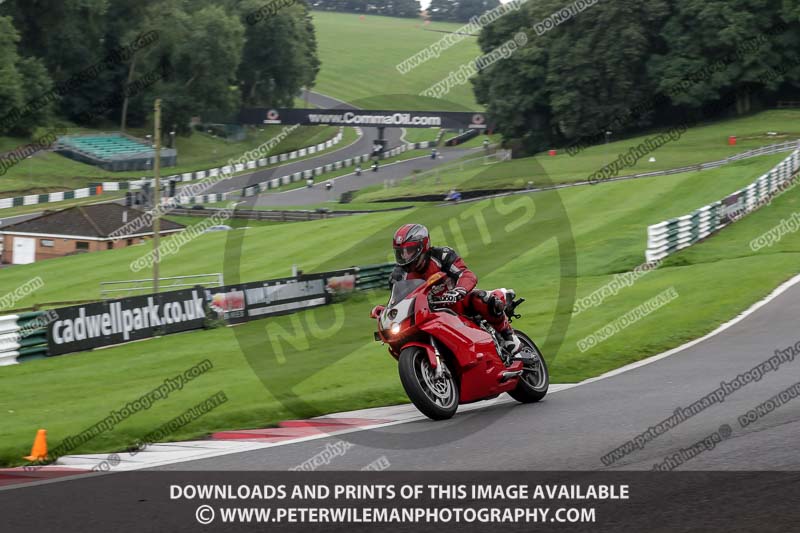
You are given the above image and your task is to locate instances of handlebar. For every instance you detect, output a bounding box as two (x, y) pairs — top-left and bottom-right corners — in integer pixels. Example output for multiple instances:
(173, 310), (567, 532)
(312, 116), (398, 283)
(505, 297), (525, 319)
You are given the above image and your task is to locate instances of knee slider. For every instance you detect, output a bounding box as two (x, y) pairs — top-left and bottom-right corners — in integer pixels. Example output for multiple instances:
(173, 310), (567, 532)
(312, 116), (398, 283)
(489, 290), (507, 316)
(489, 298), (505, 317)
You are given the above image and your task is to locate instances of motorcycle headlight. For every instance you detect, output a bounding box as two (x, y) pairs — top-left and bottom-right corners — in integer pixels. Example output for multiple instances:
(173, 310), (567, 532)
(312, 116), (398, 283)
(381, 299), (414, 332)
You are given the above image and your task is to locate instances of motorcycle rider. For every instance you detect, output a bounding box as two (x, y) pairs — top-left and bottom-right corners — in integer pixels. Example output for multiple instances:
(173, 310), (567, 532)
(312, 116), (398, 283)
(389, 223), (522, 355)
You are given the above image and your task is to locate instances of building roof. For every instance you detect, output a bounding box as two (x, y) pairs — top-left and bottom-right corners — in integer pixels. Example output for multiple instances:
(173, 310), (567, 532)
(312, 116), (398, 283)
(0, 203), (185, 238)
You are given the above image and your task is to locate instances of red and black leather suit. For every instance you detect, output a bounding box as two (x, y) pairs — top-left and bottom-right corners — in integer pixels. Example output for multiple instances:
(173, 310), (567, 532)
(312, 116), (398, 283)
(389, 246), (512, 334)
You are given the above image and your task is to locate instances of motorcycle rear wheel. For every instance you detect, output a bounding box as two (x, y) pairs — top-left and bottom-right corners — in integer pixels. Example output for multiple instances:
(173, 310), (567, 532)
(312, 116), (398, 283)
(507, 331), (549, 403)
(398, 347), (459, 420)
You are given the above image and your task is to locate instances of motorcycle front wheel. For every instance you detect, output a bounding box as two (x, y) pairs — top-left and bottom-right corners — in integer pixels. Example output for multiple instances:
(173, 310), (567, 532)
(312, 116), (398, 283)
(398, 347), (459, 420)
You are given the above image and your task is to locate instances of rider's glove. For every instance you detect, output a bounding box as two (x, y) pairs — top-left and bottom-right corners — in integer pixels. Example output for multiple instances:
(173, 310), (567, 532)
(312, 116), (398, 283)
(437, 287), (467, 306)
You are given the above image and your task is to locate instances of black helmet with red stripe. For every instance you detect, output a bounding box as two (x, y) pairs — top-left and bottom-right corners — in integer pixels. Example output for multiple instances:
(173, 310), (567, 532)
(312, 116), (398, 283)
(393, 224), (430, 271)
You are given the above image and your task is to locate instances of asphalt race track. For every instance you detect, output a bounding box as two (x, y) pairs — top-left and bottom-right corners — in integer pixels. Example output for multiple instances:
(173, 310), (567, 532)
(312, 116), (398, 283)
(193, 90), (407, 199)
(7, 275), (795, 533)
(0, 90), (463, 227)
(223, 90), (478, 207)
(156, 277), (800, 472)
(249, 145), (477, 207)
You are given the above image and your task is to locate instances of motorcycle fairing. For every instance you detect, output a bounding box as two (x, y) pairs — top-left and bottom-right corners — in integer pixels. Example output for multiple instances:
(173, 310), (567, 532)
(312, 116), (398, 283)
(417, 311), (520, 402)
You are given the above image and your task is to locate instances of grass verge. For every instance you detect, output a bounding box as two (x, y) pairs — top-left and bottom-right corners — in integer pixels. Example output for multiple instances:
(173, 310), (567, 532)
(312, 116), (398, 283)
(354, 110), (800, 202)
(1, 154), (799, 466)
(0, 125), (346, 198)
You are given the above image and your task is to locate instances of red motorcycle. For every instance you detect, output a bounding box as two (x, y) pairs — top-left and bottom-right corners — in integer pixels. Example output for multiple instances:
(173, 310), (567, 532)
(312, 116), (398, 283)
(371, 272), (549, 420)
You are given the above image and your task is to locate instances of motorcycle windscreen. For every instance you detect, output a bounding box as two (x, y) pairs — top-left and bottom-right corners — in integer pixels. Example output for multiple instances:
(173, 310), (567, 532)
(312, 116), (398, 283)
(389, 279), (425, 306)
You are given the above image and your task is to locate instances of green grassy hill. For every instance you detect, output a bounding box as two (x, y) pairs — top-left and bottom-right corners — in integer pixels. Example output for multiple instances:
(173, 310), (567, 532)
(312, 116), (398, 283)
(0, 125), (346, 199)
(356, 109), (800, 201)
(312, 11), (482, 110)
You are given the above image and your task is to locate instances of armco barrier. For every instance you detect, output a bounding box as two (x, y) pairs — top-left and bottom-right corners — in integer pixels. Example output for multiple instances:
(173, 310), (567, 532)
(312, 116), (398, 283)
(356, 263), (396, 291)
(646, 145), (800, 262)
(0, 311), (49, 365)
(168, 206), (413, 222)
(0, 314), (20, 366)
(0, 128), (346, 211)
(550, 139), (800, 191)
(16, 311), (49, 359)
(170, 207), (343, 222)
(237, 141), (433, 200)
(445, 129), (480, 147)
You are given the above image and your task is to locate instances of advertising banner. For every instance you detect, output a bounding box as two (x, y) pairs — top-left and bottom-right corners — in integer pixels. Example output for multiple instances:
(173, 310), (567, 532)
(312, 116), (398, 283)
(720, 192), (745, 224)
(239, 108), (489, 130)
(46, 269), (359, 356)
(205, 270), (357, 325)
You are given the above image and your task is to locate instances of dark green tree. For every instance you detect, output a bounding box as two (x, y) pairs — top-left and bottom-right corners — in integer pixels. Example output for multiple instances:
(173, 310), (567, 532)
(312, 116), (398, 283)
(312, 0), (420, 18)
(2, 0), (114, 124)
(429, 0), (499, 22)
(473, 0), (800, 154)
(0, 17), (25, 133)
(428, 0), (457, 21)
(474, 0), (669, 152)
(385, 0), (421, 18)
(238, 0), (320, 107)
(0, 16), (55, 135)
(14, 56), (56, 134)
(105, 0), (165, 130)
(131, 2), (245, 133)
(650, 0), (797, 115)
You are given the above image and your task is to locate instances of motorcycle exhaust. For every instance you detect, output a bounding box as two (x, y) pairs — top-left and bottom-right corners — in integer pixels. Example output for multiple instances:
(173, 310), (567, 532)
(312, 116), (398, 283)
(500, 370), (523, 382)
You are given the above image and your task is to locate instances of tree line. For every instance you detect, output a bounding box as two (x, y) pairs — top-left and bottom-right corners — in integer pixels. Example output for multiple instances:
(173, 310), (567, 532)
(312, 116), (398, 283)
(309, 0), (421, 18)
(472, 0), (800, 154)
(0, 0), (320, 137)
(428, 0), (500, 23)
(308, 0), (499, 22)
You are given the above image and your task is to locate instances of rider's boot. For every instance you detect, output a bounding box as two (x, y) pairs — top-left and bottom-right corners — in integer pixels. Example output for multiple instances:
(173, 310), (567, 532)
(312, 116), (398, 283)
(501, 329), (536, 363)
(500, 328), (522, 355)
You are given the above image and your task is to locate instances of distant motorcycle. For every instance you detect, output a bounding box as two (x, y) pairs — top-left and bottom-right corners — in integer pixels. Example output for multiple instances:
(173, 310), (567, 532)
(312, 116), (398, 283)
(371, 272), (549, 420)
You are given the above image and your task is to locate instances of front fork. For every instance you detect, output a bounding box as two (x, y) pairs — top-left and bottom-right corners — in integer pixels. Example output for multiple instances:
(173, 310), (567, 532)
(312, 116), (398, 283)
(430, 336), (445, 379)
(400, 340), (443, 376)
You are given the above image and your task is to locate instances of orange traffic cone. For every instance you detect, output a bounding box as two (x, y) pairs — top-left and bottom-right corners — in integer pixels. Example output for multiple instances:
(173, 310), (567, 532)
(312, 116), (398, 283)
(24, 429), (48, 462)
